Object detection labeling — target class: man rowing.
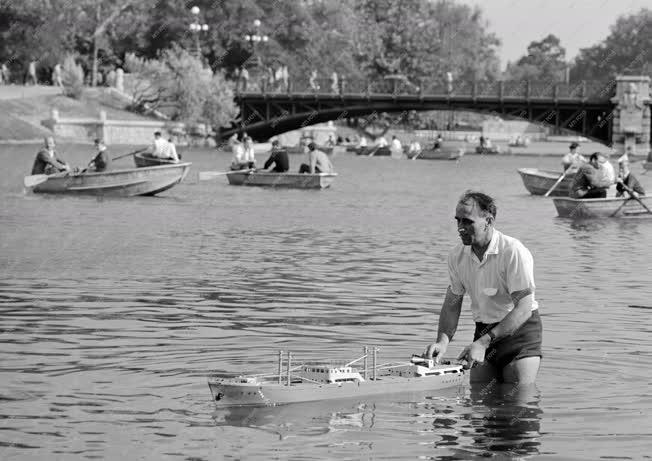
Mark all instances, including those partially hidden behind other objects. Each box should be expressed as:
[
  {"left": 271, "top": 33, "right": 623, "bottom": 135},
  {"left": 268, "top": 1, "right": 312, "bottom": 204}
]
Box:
[
  {"left": 561, "top": 142, "right": 586, "bottom": 172},
  {"left": 87, "top": 139, "right": 111, "bottom": 172},
  {"left": 570, "top": 152, "right": 614, "bottom": 199},
  {"left": 299, "top": 142, "right": 334, "bottom": 174},
  {"left": 31, "top": 136, "right": 70, "bottom": 175},
  {"left": 424, "top": 191, "right": 542, "bottom": 385},
  {"left": 263, "top": 140, "right": 289, "bottom": 172},
  {"left": 616, "top": 153, "right": 645, "bottom": 198}
]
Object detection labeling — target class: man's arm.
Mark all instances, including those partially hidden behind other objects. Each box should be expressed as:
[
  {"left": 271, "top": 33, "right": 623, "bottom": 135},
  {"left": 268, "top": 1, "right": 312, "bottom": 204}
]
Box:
[
  {"left": 475, "top": 289, "right": 533, "bottom": 348},
  {"left": 263, "top": 153, "right": 274, "bottom": 170},
  {"left": 425, "top": 286, "right": 463, "bottom": 360},
  {"left": 309, "top": 152, "right": 316, "bottom": 174}
]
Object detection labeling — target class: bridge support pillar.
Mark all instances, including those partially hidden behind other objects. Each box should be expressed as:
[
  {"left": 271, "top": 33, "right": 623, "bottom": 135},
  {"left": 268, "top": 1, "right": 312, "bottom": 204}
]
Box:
[{"left": 610, "top": 76, "right": 650, "bottom": 166}]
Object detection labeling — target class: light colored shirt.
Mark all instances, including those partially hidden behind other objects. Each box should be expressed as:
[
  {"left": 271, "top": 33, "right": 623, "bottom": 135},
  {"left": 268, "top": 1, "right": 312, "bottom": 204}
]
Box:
[
  {"left": 377, "top": 137, "right": 388, "bottom": 147},
  {"left": 243, "top": 142, "right": 255, "bottom": 163},
  {"left": 448, "top": 229, "right": 539, "bottom": 323},
  {"left": 151, "top": 138, "right": 177, "bottom": 160},
  {"left": 562, "top": 152, "right": 586, "bottom": 171},
  {"left": 308, "top": 149, "right": 334, "bottom": 173},
  {"left": 599, "top": 159, "right": 616, "bottom": 184},
  {"left": 231, "top": 143, "right": 245, "bottom": 164}
]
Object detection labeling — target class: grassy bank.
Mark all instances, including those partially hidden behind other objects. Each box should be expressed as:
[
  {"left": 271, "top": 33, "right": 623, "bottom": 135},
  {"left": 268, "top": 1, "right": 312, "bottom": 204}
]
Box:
[{"left": 0, "top": 87, "right": 158, "bottom": 141}]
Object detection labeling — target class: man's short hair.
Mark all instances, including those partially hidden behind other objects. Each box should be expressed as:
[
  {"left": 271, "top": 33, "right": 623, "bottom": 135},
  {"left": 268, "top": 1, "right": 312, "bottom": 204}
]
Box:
[
  {"left": 569, "top": 142, "right": 579, "bottom": 150},
  {"left": 459, "top": 190, "right": 497, "bottom": 218},
  {"left": 589, "top": 152, "right": 602, "bottom": 162},
  {"left": 154, "top": 131, "right": 162, "bottom": 137}
]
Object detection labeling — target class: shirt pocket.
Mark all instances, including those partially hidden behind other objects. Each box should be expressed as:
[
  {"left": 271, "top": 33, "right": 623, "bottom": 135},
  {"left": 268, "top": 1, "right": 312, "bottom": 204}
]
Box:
[{"left": 482, "top": 287, "right": 498, "bottom": 296}]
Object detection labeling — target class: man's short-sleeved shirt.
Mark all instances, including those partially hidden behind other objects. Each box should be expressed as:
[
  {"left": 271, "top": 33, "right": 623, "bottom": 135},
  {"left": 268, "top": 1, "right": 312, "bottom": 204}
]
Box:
[{"left": 447, "top": 229, "right": 539, "bottom": 323}]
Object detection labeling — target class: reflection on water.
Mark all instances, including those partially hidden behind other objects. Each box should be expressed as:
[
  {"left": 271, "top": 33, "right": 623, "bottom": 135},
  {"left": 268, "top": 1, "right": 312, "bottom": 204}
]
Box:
[{"left": 1, "top": 146, "right": 652, "bottom": 459}]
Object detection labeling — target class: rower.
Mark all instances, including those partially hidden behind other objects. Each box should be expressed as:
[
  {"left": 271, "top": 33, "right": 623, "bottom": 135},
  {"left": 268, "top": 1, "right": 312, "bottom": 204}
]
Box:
[
  {"left": 31, "top": 136, "right": 70, "bottom": 175},
  {"left": 87, "top": 139, "right": 111, "bottom": 172}
]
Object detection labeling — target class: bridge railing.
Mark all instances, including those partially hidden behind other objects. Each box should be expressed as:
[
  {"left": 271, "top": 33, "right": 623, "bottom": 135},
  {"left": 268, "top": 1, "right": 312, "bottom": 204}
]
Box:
[{"left": 239, "top": 77, "right": 615, "bottom": 101}]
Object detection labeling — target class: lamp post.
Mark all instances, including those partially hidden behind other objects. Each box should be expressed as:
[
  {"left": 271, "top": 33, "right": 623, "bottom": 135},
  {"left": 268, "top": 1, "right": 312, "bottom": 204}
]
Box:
[
  {"left": 243, "top": 19, "right": 268, "bottom": 89},
  {"left": 189, "top": 6, "right": 209, "bottom": 59}
]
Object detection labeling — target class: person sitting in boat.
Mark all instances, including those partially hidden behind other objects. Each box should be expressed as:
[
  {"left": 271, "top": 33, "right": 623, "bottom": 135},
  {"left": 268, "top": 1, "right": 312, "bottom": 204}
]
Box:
[
  {"left": 433, "top": 134, "right": 443, "bottom": 149},
  {"left": 326, "top": 134, "right": 336, "bottom": 147},
  {"left": 561, "top": 142, "right": 586, "bottom": 172},
  {"left": 358, "top": 136, "right": 368, "bottom": 148},
  {"left": 87, "top": 139, "right": 111, "bottom": 172},
  {"left": 616, "top": 153, "right": 645, "bottom": 199},
  {"left": 299, "top": 142, "right": 334, "bottom": 174},
  {"left": 570, "top": 152, "right": 614, "bottom": 199},
  {"left": 149, "top": 131, "right": 179, "bottom": 162},
  {"left": 390, "top": 135, "right": 403, "bottom": 158},
  {"left": 424, "top": 191, "right": 542, "bottom": 385},
  {"left": 230, "top": 137, "right": 249, "bottom": 170},
  {"left": 408, "top": 140, "right": 422, "bottom": 156},
  {"left": 31, "top": 136, "right": 70, "bottom": 175},
  {"left": 263, "top": 140, "right": 289, "bottom": 173},
  {"left": 376, "top": 136, "right": 389, "bottom": 148},
  {"left": 242, "top": 135, "right": 256, "bottom": 168}
]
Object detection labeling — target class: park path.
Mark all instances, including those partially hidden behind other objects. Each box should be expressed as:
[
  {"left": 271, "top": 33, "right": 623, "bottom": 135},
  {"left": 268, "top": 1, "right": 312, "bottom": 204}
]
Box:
[{"left": 0, "top": 84, "right": 62, "bottom": 100}]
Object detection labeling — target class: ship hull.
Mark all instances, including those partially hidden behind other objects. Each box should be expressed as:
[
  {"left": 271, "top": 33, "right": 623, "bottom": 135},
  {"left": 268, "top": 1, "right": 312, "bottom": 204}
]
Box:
[{"left": 208, "top": 367, "right": 464, "bottom": 407}]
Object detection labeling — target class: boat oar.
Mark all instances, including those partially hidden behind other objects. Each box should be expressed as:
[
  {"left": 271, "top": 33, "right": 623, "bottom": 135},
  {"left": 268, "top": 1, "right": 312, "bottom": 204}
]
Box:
[
  {"left": 368, "top": 146, "right": 381, "bottom": 157},
  {"left": 543, "top": 170, "right": 570, "bottom": 197},
  {"left": 619, "top": 182, "right": 651, "bottom": 214},
  {"left": 23, "top": 174, "right": 50, "bottom": 188},
  {"left": 198, "top": 169, "right": 254, "bottom": 180},
  {"left": 112, "top": 148, "right": 147, "bottom": 162},
  {"left": 411, "top": 150, "right": 422, "bottom": 161}
]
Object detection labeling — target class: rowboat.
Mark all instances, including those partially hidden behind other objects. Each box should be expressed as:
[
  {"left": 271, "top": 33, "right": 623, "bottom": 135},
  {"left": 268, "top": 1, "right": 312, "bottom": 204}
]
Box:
[
  {"left": 226, "top": 170, "right": 337, "bottom": 189},
  {"left": 285, "top": 145, "right": 333, "bottom": 155},
  {"left": 208, "top": 350, "right": 465, "bottom": 407},
  {"left": 474, "top": 145, "right": 500, "bottom": 154},
  {"left": 32, "top": 163, "right": 191, "bottom": 197},
  {"left": 517, "top": 168, "right": 573, "bottom": 196},
  {"left": 133, "top": 152, "right": 179, "bottom": 167},
  {"left": 406, "top": 148, "right": 462, "bottom": 160},
  {"left": 552, "top": 196, "right": 652, "bottom": 218},
  {"left": 356, "top": 146, "right": 390, "bottom": 156}
]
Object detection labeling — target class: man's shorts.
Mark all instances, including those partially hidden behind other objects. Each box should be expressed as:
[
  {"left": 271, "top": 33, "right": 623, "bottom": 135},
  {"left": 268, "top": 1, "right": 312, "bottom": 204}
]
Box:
[{"left": 473, "top": 309, "right": 542, "bottom": 371}]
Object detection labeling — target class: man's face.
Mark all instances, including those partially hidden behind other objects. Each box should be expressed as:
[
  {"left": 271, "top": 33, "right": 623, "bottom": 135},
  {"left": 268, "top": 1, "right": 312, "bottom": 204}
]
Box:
[
  {"left": 455, "top": 200, "right": 492, "bottom": 246},
  {"left": 590, "top": 155, "right": 603, "bottom": 168}
]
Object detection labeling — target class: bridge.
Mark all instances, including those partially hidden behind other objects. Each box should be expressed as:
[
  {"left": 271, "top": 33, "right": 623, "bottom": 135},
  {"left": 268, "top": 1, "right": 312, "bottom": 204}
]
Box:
[{"left": 220, "top": 75, "right": 650, "bottom": 160}]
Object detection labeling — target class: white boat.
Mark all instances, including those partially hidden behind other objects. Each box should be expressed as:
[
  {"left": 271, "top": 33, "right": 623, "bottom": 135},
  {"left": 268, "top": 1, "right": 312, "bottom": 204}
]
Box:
[{"left": 208, "top": 350, "right": 465, "bottom": 407}]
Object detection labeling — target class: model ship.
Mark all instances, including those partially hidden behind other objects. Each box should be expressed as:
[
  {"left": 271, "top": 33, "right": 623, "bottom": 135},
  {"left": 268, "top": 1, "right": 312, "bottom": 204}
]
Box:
[{"left": 208, "top": 347, "right": 465, "bottom": 407}]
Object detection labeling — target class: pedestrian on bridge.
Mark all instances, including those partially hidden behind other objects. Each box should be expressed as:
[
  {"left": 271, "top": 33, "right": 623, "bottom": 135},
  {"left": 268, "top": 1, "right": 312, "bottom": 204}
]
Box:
[{"left": 309, "top": 70, "right": 319, "bottom": 92}]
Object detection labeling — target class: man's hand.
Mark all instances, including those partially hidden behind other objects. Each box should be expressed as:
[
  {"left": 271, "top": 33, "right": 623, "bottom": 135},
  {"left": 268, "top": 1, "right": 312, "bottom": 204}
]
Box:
[
  {"left": 457, "top": 338, "right": 489, "bottom": 369},
  {"left": 424, "top": 342, "right": 447, "bottom": 364}
]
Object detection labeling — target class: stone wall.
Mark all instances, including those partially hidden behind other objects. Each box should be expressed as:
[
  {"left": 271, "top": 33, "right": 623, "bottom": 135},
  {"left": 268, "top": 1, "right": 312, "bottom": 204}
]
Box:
[
  {"left": 43, "top": 109, "right": 193, "bottom": 145},
  {"left": 610, "top": 76, "right": 650, "bottom": 161}
]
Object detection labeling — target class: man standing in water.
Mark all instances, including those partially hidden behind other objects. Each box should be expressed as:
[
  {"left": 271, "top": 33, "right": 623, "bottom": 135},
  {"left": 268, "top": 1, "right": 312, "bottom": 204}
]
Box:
[{"left": 424, "top": 191, "right": 542, "bottom": 385}]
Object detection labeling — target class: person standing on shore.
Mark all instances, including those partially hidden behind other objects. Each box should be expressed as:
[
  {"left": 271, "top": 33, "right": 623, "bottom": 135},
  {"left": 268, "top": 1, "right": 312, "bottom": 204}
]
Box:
[
  {"left": 424, "top": 191, "right": 542, "bottom": 385},
  {"left": 31, "top": 136, "right": 70, "bottom": 175},
  {"left": 26, "top": 59, "right": 37, "bottom": 85}
]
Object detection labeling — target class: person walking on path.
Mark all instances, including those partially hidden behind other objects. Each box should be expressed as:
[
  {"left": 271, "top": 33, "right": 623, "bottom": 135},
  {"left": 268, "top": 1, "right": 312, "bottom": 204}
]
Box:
[{"left": 26, "top": 60, "right": 38, "bottom": 85}]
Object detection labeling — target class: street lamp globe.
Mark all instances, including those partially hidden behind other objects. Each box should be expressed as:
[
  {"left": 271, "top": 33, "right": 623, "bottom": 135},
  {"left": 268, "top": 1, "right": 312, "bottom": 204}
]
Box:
[
  {"left": 191, "top": 6, "right": 200, "bottom": 15},
  {"left": 201, "top": 24, "right": 209, "bottom": 31},
  {"left": 253, "top": 19, "right": 261, "bottom": 28}
]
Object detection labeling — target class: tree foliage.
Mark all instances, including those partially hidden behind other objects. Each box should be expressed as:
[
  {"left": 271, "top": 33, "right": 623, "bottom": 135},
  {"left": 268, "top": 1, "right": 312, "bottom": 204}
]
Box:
[
  {"left": 504, "top": 34, "right": 567, "bottom": 82},
  {"left": 124, "top": 46, "right": 238, "bottom": 128},
  {"left": 571, "top": 8, "right": 652, "bottom": 81}
]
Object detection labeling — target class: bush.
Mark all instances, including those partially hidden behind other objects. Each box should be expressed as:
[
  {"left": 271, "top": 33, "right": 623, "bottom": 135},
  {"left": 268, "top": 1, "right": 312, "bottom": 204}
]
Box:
[{"left": 61, "top": 55, "right": 85, "bottom": 99}]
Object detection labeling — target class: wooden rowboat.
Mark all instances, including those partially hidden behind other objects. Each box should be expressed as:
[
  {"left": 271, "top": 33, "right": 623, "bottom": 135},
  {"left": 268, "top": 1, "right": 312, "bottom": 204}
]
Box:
[
  {"left": 517, "top": 168, "right": 573, "bottom": 196},
  {"left": 356, "top": 146, "right": 390, "bottom": 156},
  {"left": 226, "top": 170, "right": 337, "bottom": 189},
  {"left": 133, "top": 152, "right": 179, "bottom": 167},
  {"left": 406, "top": 148, "right": 462, "bottom": 160},
  {"left": 32, "top": 163, "right": 191, "bottom": 197},
  {"left": 552, "top": 196, "right": 652, "bottom": 218},
  {"left": 474, "top": 145, "right": 500, "bottom": 154}
]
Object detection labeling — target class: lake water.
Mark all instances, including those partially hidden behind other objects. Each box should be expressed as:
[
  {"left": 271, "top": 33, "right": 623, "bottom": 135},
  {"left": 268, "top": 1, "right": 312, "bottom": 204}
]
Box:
[{"left": 1, "top": 144, "right": 652, "bottom": 460}]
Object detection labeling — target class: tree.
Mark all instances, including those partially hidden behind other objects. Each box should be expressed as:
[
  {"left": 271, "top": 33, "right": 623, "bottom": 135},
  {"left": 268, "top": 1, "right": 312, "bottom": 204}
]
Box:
[
  {"left": 504, "top": 34, "right": 567, "bottom": 83},
  {"left": 124, "top": 46, "right": 238, "bottom": 130},
  {"left": 571, "top": 9, "right": 652, "bottom": 81}
]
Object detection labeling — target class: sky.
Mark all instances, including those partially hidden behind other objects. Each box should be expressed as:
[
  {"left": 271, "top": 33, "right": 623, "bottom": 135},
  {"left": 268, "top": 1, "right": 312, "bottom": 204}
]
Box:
[{"left": 458, "top": 0, "right": 650, "bottom": 68}]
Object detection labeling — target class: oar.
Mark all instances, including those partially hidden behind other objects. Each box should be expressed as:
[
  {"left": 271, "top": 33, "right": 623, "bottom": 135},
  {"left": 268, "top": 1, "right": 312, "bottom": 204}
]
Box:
[
  {"left": 411, "top": 150, "right": 422, "bottom": 160},
  {"left": 619, "top": 182, "right": 651, "bottom": 214},
  {"left": 199, "top": 169, "right": 254, "bottom": 180},
  {"left": 112, "top": 148, "right": 147, "bottom": 162},
  {"left": 543, "top": 170, "right": 570, "bottom": 197},
  {"left": 368, "top": 146, "right": 381, "bottom": 157},
  {"left": 23, "top": 174, "right": 50, "bottom": 188}
]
